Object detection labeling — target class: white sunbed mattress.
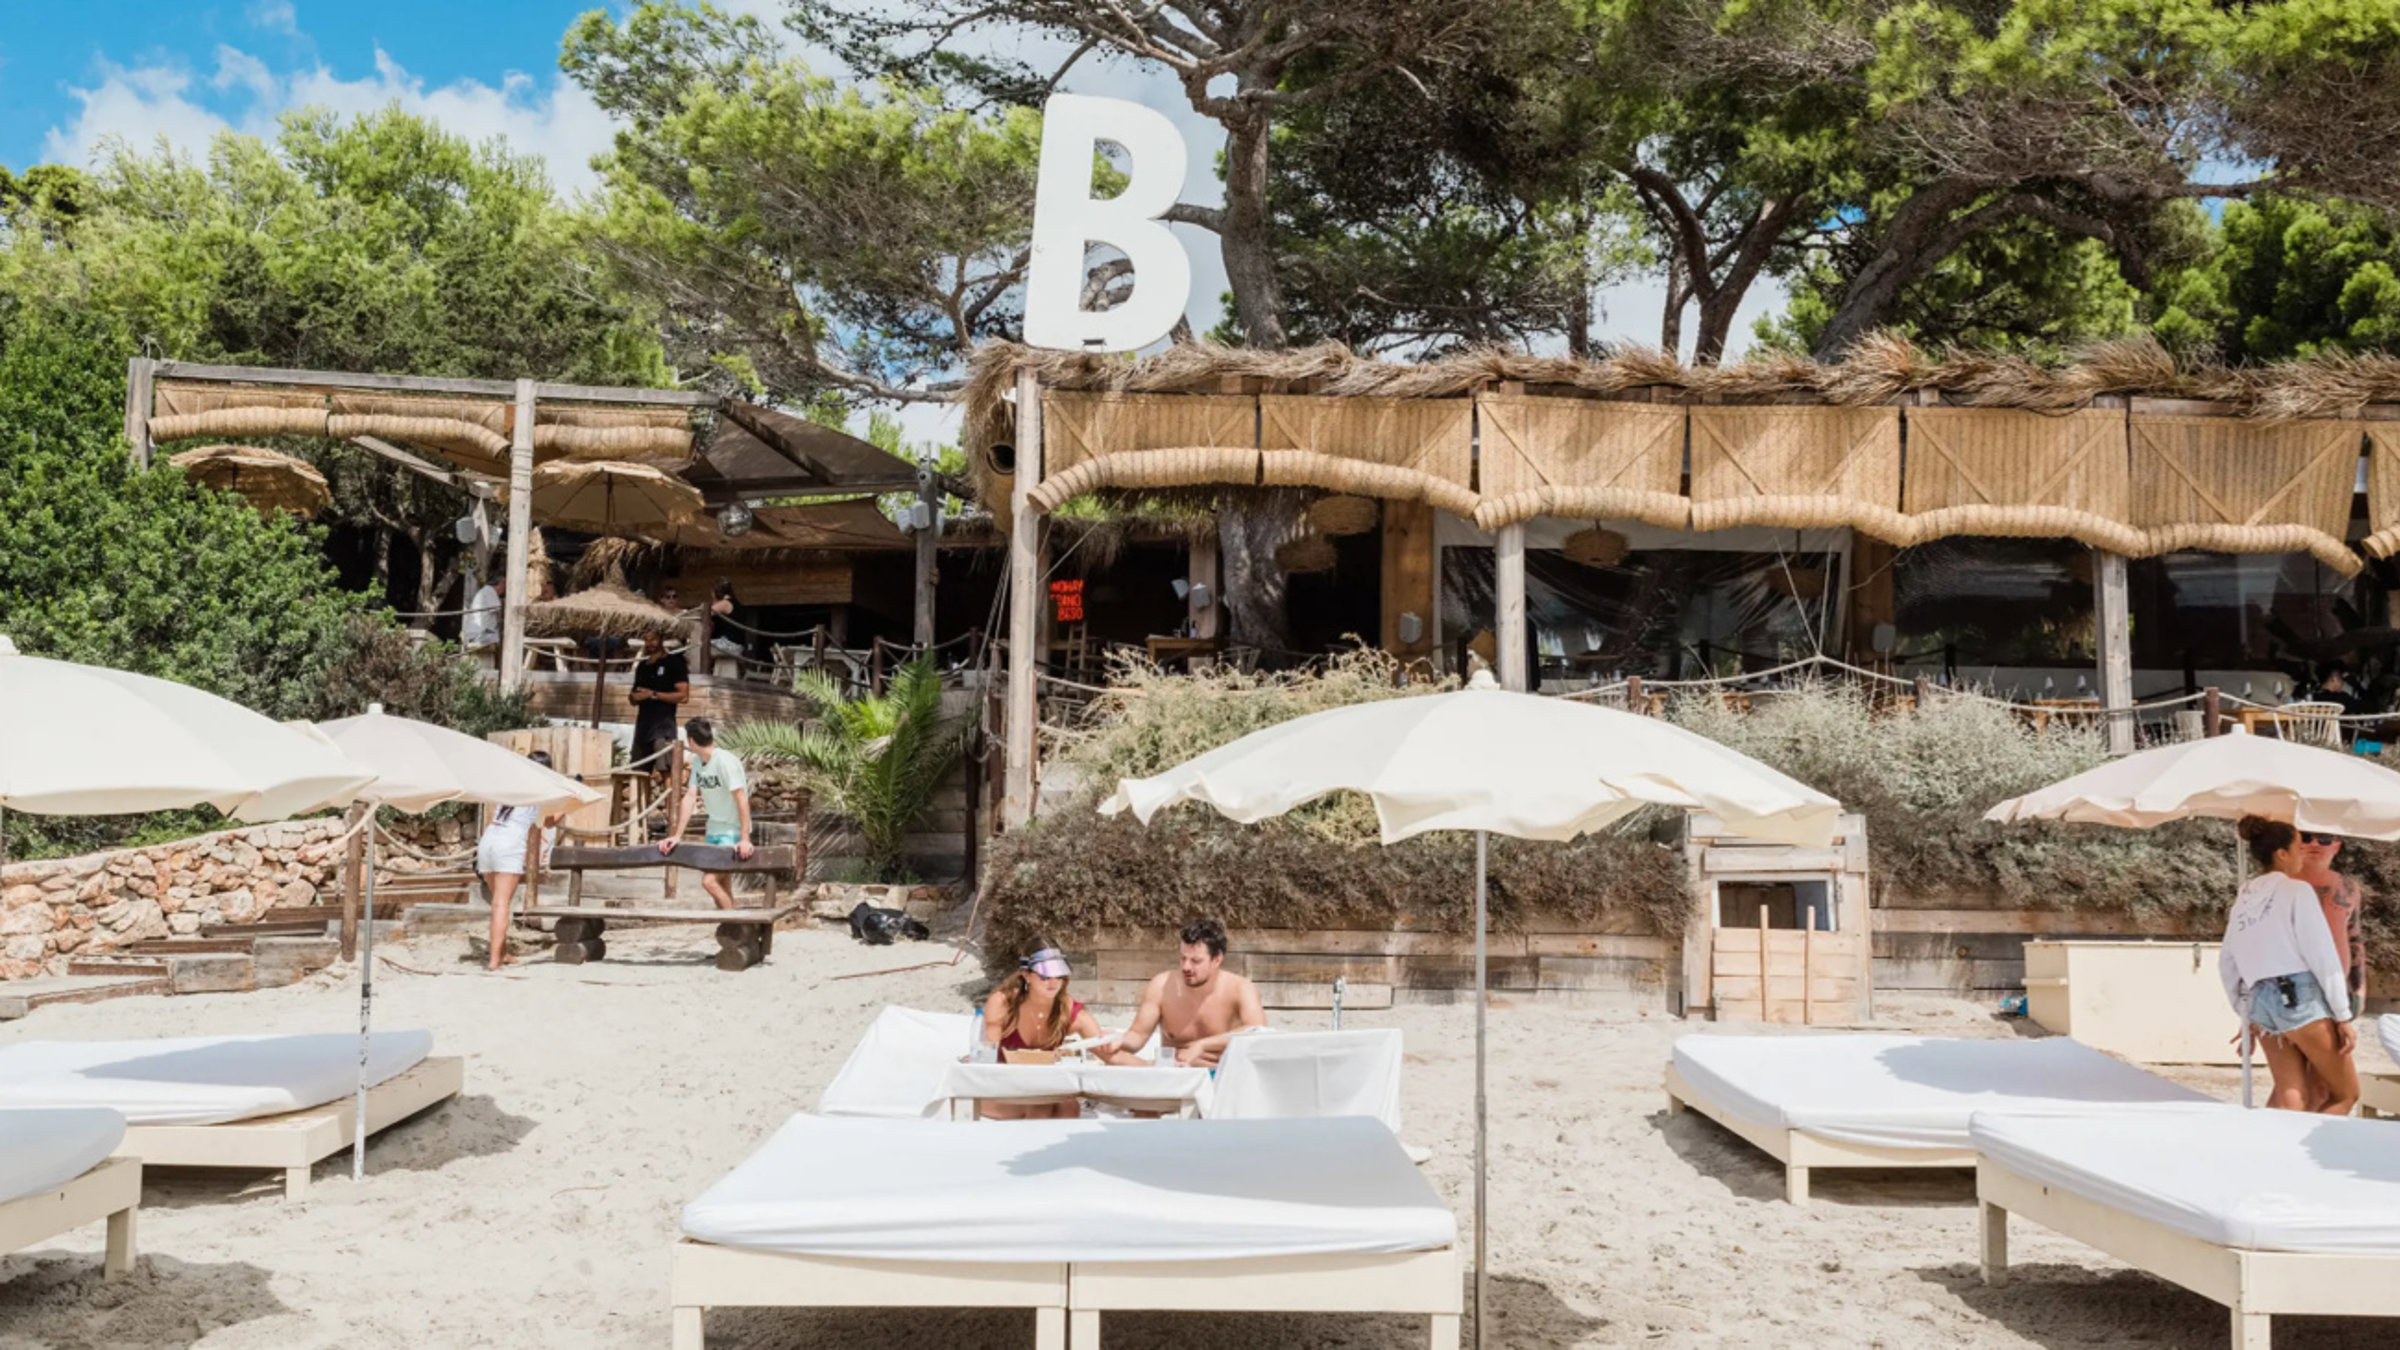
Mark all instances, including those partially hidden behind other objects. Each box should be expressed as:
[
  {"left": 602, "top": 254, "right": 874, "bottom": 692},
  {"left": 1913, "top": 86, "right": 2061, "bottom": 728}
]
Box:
[
  {"left": 682, "top": 1113, "right": 1457, "bottom": 1263},
  {"left": 817, "top": 1007, "right": 973, "bottom": 1119},
  {"left": 0, "top": 1031, "right": 434, "bottom": 1126},
  {"left": 2379, "top": 1014, "right": 2399, "bottom": 1067},
  {"left": 1672, "top": 1033, "right": 2210, "bottom": 1151},
  {"left": 1973, "top": 1105, "right": 2400, "bottom": 1255},
  {"left": 0, "top": 1107, "right": 126, "bottom": 1206}
]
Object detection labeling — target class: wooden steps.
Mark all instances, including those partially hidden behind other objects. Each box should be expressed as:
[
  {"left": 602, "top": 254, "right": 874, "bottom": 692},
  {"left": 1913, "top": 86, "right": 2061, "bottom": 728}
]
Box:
[{"left": 0, "top": 973, "right": 171, "bottom": 1021}]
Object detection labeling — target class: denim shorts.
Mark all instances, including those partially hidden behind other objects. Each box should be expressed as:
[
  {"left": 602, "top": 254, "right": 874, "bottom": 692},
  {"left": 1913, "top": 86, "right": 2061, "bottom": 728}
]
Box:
[{"left": 2247, "top": 970, "right": 2339, "bottom": 1036}]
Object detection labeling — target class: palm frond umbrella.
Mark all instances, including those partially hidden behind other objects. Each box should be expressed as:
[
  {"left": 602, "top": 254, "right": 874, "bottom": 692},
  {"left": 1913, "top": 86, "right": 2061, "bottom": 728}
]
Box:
[
  {"left": 1984, "top": 728, "right": 2400, "bottom": 1105},
  {"left": 309, "top": 706, "right": 601, "bottom": 1180},
  {"left": 1100, "top": 670, "right": 1838, "bottom": 1349},
  {"left": 519, "top": 460, "right": 705, "bottom": 536},
  {"left": 0, "top": 635, "right": 371, "bottom": 862},
  {"left": 526, "top": 581, "right": 688, "bottom": 730},
  {"left": 168, "top": 444, "right": 332, "bottom": 516}
]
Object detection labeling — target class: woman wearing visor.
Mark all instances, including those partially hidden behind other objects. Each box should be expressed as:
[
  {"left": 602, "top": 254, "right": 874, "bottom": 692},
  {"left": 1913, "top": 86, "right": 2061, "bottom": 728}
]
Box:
[{"left": 977, "top": 943, "right": 1106, "bottom": 1119}]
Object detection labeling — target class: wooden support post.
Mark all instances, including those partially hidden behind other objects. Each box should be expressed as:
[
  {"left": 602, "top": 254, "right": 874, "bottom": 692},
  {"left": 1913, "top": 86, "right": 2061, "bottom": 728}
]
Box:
[
  {"left": 500, "top": 379, "right": 536, "bottom": 691},
  {"left": 2096, "top": 549, "right": 2134, "bottom": 754},
  {"left": 913, "top": 467, "right": 940, "bottom": 650},
  {"left": 2205, "top": 685, "right": 2222, "bottom": 737},
  {"left": 1802, "top": 906, "right": 1816, "bottom": 1026},
  {"left": 1004, "top": 368, "right": 1044, "bottom": 829},
  {"left": 1758, "top": 903, "right": 1771, "bottom": 1023},
  {"left": 1496, "top": 523, "right": 1527, "bottom": 692},
  {"left": 1626, "top": 674, "right": 1645, "bottom": 715},
  {"left": 1189, "top": 531, "right": 1220, "bottom": 641},
  {"left": 123, "top": 357, "right": 156, "bottom": 469},
  {"left": 871, "top": 637, "right": 887, "bottom": 694},
  {"left": 1914, "top": 675, "right": 1933, "bottom": 714},
  {"left": 339, "top": 802, "right": 366, "bottom": 962}
]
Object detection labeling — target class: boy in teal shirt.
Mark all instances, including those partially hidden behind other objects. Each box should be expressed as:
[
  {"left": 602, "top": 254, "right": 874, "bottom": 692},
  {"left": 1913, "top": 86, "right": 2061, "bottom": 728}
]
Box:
[{"left": 660, "top": 718, "right": 754, "bottom": 910}]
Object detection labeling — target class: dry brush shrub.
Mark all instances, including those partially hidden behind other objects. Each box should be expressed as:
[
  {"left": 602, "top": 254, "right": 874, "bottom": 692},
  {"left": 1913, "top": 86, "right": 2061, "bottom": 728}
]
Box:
[
  {"left": 1670, "top": 681, "right": 2238, "bottom": 921},
  {"left": 985, "top": 649, "right": 1687, "bottom": 971}
]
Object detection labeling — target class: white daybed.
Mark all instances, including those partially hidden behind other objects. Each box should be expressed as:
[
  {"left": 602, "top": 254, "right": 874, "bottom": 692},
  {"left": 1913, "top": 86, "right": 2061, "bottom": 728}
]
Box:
[
  {"left": 0, "top": 1108, "right": 138, "bottom": 1278},
  {"left": 2362, "top": 1015, "right": 2400, "bottom": 1119},
  {"left": 1975, "top": 1105, "right": 2400, "bottom": 1349},
  {"left": 1665, "top": 1033, "right": 2210, "bottom": 1203},
  {"left": 0, "top": 1031, "right": 462, "bottom": 1200},
  {"left": 672, "top": 1113, "right": 1461, "bottom": 1349}
]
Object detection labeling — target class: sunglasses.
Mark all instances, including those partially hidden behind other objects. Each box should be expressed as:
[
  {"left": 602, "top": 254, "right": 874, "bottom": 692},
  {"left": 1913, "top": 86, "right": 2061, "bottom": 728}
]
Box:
[{"left": 2300, "top": 832, "right": 2342, "bottom": 846}]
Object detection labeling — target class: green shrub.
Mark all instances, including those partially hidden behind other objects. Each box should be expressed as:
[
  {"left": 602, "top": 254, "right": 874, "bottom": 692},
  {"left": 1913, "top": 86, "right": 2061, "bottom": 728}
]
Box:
[{"left": 1668, "top": 681, "right": 2240, "bottom": 921}]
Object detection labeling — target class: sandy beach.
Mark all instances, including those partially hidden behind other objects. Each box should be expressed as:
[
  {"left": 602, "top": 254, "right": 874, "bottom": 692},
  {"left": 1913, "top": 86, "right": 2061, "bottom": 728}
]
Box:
[{"left": 1, "top": 917, "right": 2395, "bottom": 1350}]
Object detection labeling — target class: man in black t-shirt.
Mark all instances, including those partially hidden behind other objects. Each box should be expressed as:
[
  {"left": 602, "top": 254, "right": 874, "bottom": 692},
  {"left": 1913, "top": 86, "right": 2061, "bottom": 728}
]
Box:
[{"left": 629, "top": 631, "right": 690, "bottom": 777}]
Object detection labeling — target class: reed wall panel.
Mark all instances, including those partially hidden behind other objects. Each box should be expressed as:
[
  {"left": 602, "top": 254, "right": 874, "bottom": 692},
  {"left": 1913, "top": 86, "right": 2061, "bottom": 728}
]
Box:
[
  {"left": 1472, "top": 394, "right": 1687, "bottom": 530},
  {"left": 1689, "top": 405, "right": 1908, "bottom": 542},
  {"left": 2129, "top": 416, "right": 2362, "bottom": 574},
  {"left": 1900, "top": 406, "right": 2141, "bottom": 552}
]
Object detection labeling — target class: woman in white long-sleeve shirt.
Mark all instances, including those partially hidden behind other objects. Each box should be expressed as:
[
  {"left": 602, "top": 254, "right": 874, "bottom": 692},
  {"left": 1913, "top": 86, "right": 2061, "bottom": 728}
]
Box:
[{"left": 2222, "top": 816, "right": 2358, "bottom": 1114}]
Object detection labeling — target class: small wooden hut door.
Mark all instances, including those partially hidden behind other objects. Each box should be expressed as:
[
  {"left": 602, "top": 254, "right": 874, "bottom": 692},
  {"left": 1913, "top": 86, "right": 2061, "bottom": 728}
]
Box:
[{"left": 1707, "top": 877, "right": 1867, "bottom": 1024}]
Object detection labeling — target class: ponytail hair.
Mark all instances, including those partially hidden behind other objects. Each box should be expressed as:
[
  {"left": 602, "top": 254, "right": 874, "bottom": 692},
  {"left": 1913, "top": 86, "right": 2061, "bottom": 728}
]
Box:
[{"left": 2238, "top": 815, "right": 2296, "bottom": 870}]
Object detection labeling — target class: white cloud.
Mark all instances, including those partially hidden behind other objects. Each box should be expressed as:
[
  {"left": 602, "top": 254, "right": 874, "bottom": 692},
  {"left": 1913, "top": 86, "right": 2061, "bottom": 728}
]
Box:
[
  {"left": 249, "top": 1, "right": 299, "bottom": 36},
  {"left": 44, "top": 61, "right": 234, "bottom": 164},
  {"left": 43, "top": 43, "right": 614, "bottom": 196}
]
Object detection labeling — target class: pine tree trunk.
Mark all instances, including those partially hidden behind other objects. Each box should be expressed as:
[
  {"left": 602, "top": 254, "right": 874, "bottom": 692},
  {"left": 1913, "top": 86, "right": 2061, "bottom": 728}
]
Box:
[{"left": 1218, "top": 112, "right": 1289, "bottom": 350}]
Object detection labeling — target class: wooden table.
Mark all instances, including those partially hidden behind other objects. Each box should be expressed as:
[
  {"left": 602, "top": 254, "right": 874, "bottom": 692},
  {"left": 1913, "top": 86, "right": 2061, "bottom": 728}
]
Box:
[
  {"left": 2022, "top": 698, "right": 2102, "bottom": 733},
  {"left": 1145, "top": 636, "right": 1219, "bottom": 670},
  {"left": 938, "top": 1062, "right": 1212, "bottom": 1118},
  {"left": 538, "top": 841, "right": 801, "bottom": 970}
]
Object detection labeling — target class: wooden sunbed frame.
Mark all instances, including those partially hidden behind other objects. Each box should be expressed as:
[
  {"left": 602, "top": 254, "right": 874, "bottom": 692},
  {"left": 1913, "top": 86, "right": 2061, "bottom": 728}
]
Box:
[
  {"left": 0, "top": 1157, "right": 139, "bottom": 1278},
  {"left": 1664, "top": 1061, "right": 1977, "bottom": 1204},
  {"left": 1978, "top": 1155, "right": 2400, "bottom": 1349},
  {"left": 2361, "top": 1071, "right": 2399, "bottom": 1119},
  {"left": 113, "top": 1056, "right": 464, "bottom": 1201},
  {"left": 668, "top": 1241, "right": 1461, "bottom": 1348}
]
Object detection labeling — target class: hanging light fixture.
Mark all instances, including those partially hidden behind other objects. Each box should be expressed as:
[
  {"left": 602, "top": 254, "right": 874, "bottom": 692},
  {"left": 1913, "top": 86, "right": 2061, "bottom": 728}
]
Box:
[{"left": 718, "top": 500, "right": 756, "bottom": 538}]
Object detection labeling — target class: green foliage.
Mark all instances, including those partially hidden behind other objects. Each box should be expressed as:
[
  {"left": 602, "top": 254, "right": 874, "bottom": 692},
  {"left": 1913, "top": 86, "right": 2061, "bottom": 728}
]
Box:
[
  {"left": 564, "top": 3, "right": 1040, "bottom": 401},
  {"left": 2149, "top": 196, "right": 2400, "bottom": 362},
  {"left": 1759, "top": 221, "right": 2149, "bottom": 356},
  {"left": 0, "top": 108, "right": 666, "bottom": 384},
  {"left": 299, "top": 613, "right": 539, "bottom": 740},
  {"left": 722, "top": 656, "right": 965, "bottom": 879},
  {"left": 1670, "top": 682, "right": 2238, "bottom": 918}
]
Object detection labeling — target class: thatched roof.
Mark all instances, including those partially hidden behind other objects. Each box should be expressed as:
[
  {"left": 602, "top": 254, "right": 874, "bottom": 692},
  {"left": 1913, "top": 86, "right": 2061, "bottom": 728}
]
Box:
[
  {"left": 962, "top": 334, "right": 2400, "bottom": 427},
  {"left": 525, "top": 580, "right": 684, "bottom": 640},
  {"left": 167, "top": 444, "right": 331, "bottom": 515},
  {"left": 956, "top": 336, "right": 2400, "bottom": 573}
]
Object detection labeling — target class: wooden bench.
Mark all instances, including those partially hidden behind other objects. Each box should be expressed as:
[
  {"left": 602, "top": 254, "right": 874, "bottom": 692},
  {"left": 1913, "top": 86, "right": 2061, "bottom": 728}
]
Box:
[{"left": 534, "top": 843, "right": 801, "bottom": 971}]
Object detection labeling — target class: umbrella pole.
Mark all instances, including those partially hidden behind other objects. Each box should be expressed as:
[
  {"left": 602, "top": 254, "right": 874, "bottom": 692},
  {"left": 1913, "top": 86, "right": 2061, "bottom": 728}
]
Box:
[
  {"left": 354, "top": 825, "right": 378, "bottom": 1183},
  {"left": 1473, "top": 827, "right": 1489, "bottom": 1350}
]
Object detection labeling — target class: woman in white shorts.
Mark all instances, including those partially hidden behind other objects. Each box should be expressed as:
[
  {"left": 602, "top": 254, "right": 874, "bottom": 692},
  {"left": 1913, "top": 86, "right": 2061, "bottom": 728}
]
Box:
[{"left": 478, "top": 750, "right": 562, "bottom": 971}]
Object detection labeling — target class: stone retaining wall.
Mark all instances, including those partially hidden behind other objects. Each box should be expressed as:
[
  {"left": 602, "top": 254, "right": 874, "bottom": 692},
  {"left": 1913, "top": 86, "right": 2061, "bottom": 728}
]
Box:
[{"left": 0, "top": 816, "right": 455, "bottom": 979}]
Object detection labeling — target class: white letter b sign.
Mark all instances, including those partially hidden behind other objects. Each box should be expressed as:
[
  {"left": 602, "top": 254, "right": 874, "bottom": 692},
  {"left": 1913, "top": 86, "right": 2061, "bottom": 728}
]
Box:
[{"left": 1024, "top": 94, "right": 1192, "bottom": 353}]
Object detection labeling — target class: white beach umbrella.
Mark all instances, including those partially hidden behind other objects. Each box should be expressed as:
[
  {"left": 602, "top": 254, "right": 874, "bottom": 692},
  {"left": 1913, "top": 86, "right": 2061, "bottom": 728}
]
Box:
[
  {"left": 0, "top": 635, "right": 371, "bottom": 827},
  {"left": 1982, "top": 727, "right": 2400, "bottom": 838},
  {"left": 1100, "top": 670, "right": 1839, "bottom": 1348},
  {"left": 1983, "top": 727, "right": 2400, "bottom": 1106},
  {"left": 308, "top": 706, "right": 601, "bottom": 1179}
]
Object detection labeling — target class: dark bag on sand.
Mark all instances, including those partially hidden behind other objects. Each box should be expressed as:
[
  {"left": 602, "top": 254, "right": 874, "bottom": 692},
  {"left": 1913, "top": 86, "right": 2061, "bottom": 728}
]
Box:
[{"left": 848, "top": 902, "right": 930, "bottom": 945}]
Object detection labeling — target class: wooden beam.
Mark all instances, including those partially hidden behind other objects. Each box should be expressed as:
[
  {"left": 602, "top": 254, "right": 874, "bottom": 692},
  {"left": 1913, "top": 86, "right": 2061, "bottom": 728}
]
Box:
[
  {"left": 150, "top": 359, "right": 716, "bottom": 407},
  {"left": 123, "top": 357, "right": 155, "bottom": 469},
  {"left": 2096, "top": 549, "right": 2134, "bottom": 754},
  {"left": 1496, "top": 523, "right": 1528, "bottom": 691},
  {"left": 719, "top": 402, "right": 835, "bottom": 483},
  {"left": 913, "top": 468, "right": 940, "bottom": 649},
  {"left": 347, "top": 435, "right": 467, "bottom": 489},
  {"left": 1004, "top": 368, "right": 1044, "bottom": 829},
  {"left": 501, "top": 379, "right": 536, "bottom": 692}
]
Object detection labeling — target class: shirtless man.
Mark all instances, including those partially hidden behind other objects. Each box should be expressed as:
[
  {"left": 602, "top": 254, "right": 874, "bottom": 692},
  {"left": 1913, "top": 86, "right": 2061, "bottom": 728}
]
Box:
[{"left": 1106, "top": 918, "right": 1266, "bottom": 1068}]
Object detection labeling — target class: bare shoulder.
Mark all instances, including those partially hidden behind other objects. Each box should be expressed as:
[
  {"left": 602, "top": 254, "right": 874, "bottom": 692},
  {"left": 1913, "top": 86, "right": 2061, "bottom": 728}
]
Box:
[
  {"left": 1143, "top": 971, "right": 1173, "bottom": 999},
  {"left": 1224, "top": 970, "right": 1262, "bottom": 999}
]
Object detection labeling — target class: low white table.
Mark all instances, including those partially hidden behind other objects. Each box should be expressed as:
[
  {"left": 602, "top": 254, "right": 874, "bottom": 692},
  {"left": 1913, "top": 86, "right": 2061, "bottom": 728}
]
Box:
[{"left": 937, "top": 1062, "right": 1210, "bottom": 1118}]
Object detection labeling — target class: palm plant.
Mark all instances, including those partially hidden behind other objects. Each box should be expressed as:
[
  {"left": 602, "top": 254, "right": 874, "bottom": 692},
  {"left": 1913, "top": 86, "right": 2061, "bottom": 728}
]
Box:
[{"left": 722, "top": 657, "right": 966, "bottom": 880}]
